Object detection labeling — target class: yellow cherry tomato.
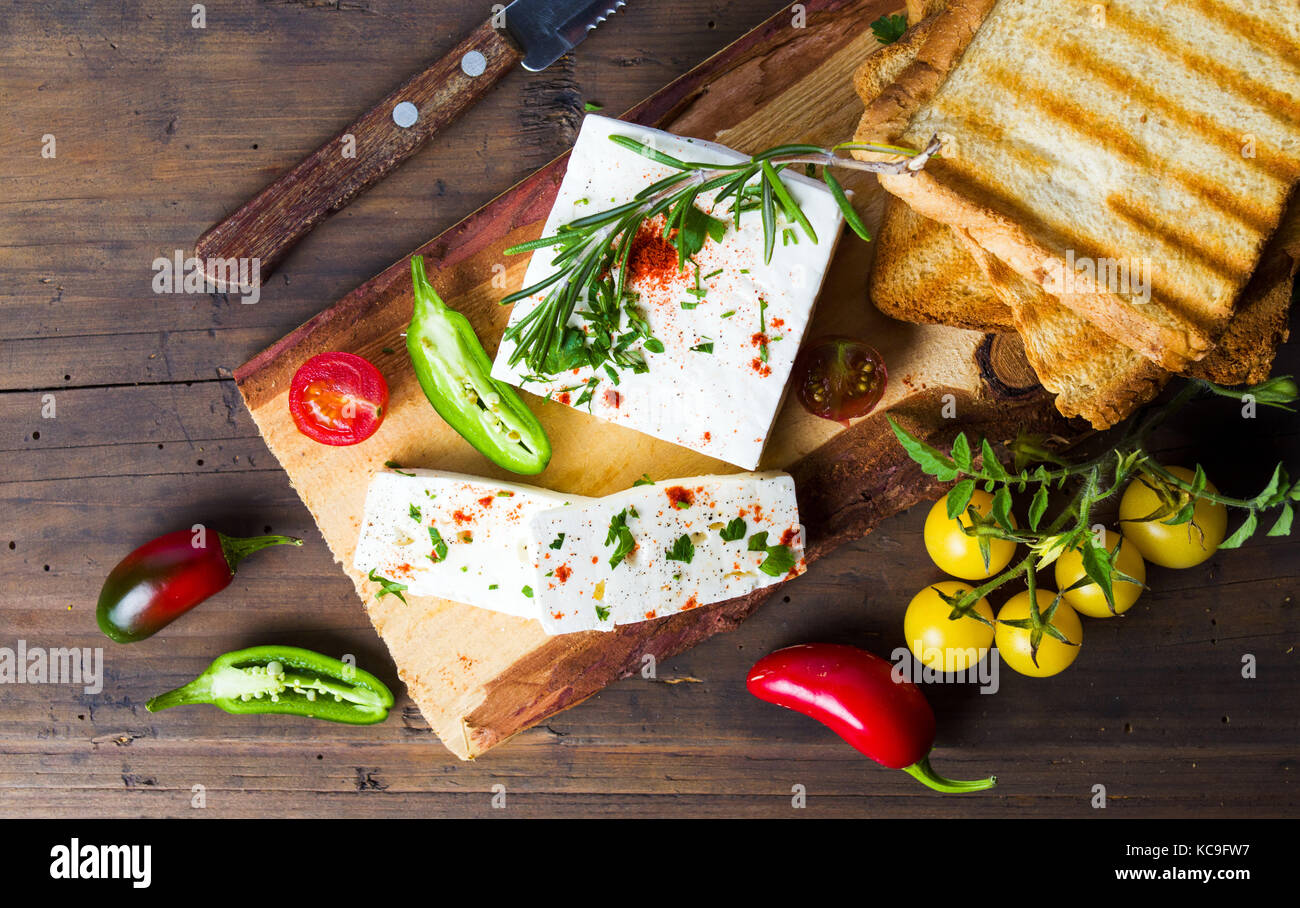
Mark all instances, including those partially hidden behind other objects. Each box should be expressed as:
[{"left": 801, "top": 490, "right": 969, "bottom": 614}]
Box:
[
  {"left": 1054, "top": 528, "right": 1146, "bottom": 618},
  {"left": 1119, "top": 466, "right": 1227, "bottom": 569},
  {"left": 903, "top": 581, "right": 996, "bottom": 673},
  {"left": 924, "top": 489, "right": 1018, "bottom": 580},
  {"left": 994, "top": 589, "right": 1083, "bottom": 678}
]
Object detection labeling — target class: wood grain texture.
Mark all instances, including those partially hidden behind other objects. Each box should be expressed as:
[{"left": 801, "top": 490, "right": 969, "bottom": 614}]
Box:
[
  {"left": 195, "top": 21, "right": 522, "bottom": 284},
  {"left": 2, "top": 0, "right": 1298, "bottom": 818}
]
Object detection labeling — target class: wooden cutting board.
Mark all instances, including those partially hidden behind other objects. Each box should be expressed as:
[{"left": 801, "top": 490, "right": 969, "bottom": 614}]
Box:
[{"left": 234, "top": 0, "right": 1063, "bottom": 759}]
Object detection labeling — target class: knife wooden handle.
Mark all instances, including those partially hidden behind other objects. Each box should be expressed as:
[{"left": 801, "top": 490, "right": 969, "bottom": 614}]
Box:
[{"left": 196, "top": 21, "right": 522, "bottom": 286}]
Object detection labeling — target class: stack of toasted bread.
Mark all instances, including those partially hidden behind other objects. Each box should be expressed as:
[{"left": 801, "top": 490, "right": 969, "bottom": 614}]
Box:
[{"left": 854, "top": 0, "right": 1300, "bottom": 428}]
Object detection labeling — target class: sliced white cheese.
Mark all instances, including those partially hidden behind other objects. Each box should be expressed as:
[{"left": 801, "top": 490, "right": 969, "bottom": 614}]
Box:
[
  {"left": 352, "top": 469, "right": 590, "bottom": 619},
  {"left": 523, "top": 472, "right": 807, "bottom": 634},
  {"left": 490, "top": 114, "right": 846, "bottom": 470}
]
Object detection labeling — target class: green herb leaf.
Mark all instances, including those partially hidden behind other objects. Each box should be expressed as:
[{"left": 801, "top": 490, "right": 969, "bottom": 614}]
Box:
[
  {"left": 666, "top": 534, "right": 695, "bottom": 563},
  {"left": 720, "top": 518, "right": 747, "bottom": 542},
  {"left": 605, "top": 508, "right": 637, "bottom": 569},
  {"left": 888, "top": 417, "right": 959, "bottom": 481},
  {"left": 633, "top": 474, "right": 655, "bottom": 486},
  {"left": 384, "top": 461, "right": 415, "bottom": 477},
  {"left": 1219, "top": 511, "right": 1258, "bottom": 550},
  {"left": 522, "top": 585, "right": 534, "bottom": 598},
  {"left": 947, "top": 480, "right": 976, "bottom": 520},
  {"left": 822, "top": 169, "right": 870, "bottom": 241},
  {"left": 1268, "top": 503, "right": 1294, "bottom": 537},
  {"left": 1028, "top": 484, "right": 1049, "bottom": 531},
  {"left": 409, "top": 503, "right": 422, "bottom": 523},
  {"left": 870, "top": 12, "right": 908, "bottom": 44},
  {"left": 367, "top": 569, "right": 408, "bottom": 605},
  {"left": 747, "top": 530, "right": 770, "bottom": 551},
  {"left": 758, "top": 545, "right": 796, "bottom": 577},
  {"left": 595, "top": 604, "right": 611, "bottom": 621},
  {"left": 549, "top": 533, "right": 566, "bottom": 550},
  {"left": 428, "top": 527, "right": 448, "bottom": 563}
]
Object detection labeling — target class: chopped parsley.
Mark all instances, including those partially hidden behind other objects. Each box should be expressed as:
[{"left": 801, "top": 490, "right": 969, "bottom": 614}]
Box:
[
  {"left": 457, "top": 530, "right": 473, "bottom": 544},
  {"left": 595, "top": 604, "right": 611, "bottom": 621},
  {"left": 408, "top": 503, "right": 421, "bottom": 522},
  {"left": 633, "top": 474, "right": 655, "bottom": 486},
  {"left": 758, "top": 545, "right": 797, "bottom": 577},
  {"left": 690, "top": 339, "right": 714, "bottom": 354},
  {"left": 665, "top": 534, "right": 695, "bottom": 564},
  {"left": 605, "top": 508, "right": 636, "bottom": 569},
  {"left": 497, "top": 490, "right": 515, "bottom": 497},
  {"left": 522, "top": 585, "right": 534, "bottom": 598},
  {"left": 428, "top": 527, "right": 448, "bottom": 563},
  {"left": 720, "top": 518, "right": 747, "bottom": 542},
  {"left": 549, "top": 533, "right": 566, "bottom": 550},
  {"left": 384, "top": 461, "right": 414, "bottom": 476},
  {"left": 643, "top": 338, "right": 666, "bottom": 354},
  {"left": 720, "top": 310, "right": 736, "bottom": 319},
  {"left": 367, "top": 569, "right": 408, "bottom": 604},
  {"left": 746, "top": 530, "right": 796, "bottom": 576},
  {"left": 870, "top": 12, "right": 908, "bottom": 44},
  {"left": 488, "top": 583, "right": 499, "bottom": 590}
]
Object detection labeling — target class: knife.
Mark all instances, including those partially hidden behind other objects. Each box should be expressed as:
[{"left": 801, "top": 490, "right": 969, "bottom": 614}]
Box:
[{"left": 195, "top": 0, "right": 627, "bottom": 290}]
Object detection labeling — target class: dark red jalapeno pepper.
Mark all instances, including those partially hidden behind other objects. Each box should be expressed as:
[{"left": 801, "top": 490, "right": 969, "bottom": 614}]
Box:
[
  {"left": 747, "top": 643, "right": 996, "bottom": 793},
  {"left": 96, "top": 529, "right": 302, "bottom": 643}
]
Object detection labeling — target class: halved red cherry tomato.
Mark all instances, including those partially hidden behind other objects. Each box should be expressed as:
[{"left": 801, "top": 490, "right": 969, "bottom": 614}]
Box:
[
  {"left": 289, "top": 352, "right": 388, "bottom": 446},
  {"left": 792, "top": 336, "right": 887, "bottom": 423}
]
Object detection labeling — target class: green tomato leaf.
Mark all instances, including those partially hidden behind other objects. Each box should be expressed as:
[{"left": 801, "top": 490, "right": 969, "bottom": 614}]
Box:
[
  {"left": 1028, "top": 484, "right": 1049, "bottom": 532},
  {"left": 888, "top": 417, "right": 959, "bottom": 481},
  {"left": 990, "top": 486, "right": 1015, "bottom": 532},
  {"left": 980, "top": 439, "right": 1009, "bottom": 481},
  {"left": 946, "top": 480, "right": 976, "bottom": 520},
  {"left": 1219, "top": 511, "right": 1258, "bottom": 550},
  {"left": 1268, "top": 503, "right": 1294, "bottom": 537},
  {"left": 950, "top": 432, "right": 973, "bottom": 473}
]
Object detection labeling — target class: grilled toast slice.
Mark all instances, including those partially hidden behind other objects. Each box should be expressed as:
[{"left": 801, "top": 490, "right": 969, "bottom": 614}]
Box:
[
  {"left": 860, "top": 0, "right": 1300, "bottom": 372},
  {"left": 853, "top": 6, "right": 1296, "bottom": 426}
]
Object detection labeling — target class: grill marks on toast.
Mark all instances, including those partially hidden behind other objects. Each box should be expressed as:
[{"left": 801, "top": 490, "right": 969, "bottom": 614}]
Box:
[
  {"left": 981, "top": 66, "right": 1279, "bottom": 238},
  {"left": 1176, "top": 0, "right": 1300, "bottom": 74},
  {"left": 1107, "top": 5, "right": 1300, "bottom": 131}
]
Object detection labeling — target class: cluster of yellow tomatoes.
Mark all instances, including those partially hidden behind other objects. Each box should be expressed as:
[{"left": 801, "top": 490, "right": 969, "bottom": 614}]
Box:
[{"left": 904, "top": 467, "right": 1229, "bottom": 678}]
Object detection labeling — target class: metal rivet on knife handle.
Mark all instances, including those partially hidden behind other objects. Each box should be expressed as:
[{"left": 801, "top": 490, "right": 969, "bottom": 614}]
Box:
[
  {"left": 392, "top": 102, "right": 418, "bottom": 128},
  {"left": 461, "top": 51, "right": 487, "bottom": 77},
  {"left": 194, "top": 4, "right": 629, "bottom": 288}
]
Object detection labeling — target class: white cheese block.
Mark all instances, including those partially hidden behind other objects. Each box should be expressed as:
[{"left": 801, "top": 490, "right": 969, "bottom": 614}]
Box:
[
  {"left": 523, "top": 472, "right": 807, "bottom": 634},
  {"left": 352, "top": 469, "right": 590, "bottom": 619},
  {"left": 490, "top": 114, "right": 846, "bottom": 470}
]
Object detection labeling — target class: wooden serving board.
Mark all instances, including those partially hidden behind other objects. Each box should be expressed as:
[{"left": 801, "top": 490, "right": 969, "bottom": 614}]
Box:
[{"left": 234, "top": 0, "right": 1063, "bottom": 759}]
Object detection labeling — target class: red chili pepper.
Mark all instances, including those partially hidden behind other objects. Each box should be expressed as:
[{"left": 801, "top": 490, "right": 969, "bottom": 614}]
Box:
[
  {"left": 96, "top": 530, "right": 302, "bottom": 643},
  {"left": 747, "top": 643, "right": 996, "bottom": 793}
]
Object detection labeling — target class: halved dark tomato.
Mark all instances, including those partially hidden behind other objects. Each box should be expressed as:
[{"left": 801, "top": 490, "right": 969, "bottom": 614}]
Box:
[
  {"left": 792, "top": 336, "right": 887, "bottom": 424},
  {"left": 289, "top": 352, "right": 389, "bottom": 446}
]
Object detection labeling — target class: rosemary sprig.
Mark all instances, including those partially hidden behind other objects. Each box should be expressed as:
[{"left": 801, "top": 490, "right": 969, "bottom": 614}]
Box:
[
  {"left": 890, "top": 376, "right": 1299, "bottom": 663},
  {"left": 499, "top": 133, "right": 941, "bottom": 379}
]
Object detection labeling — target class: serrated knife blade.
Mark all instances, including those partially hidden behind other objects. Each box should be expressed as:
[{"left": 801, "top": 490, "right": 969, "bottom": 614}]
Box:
[{"left": 504, "top": 0, "right": 628, "bottom": 71}]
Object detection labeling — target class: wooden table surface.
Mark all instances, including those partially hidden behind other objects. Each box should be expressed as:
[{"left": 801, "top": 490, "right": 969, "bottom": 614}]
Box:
[{"left": 4, "top": 0, "right": 1298, "bottom": 819}]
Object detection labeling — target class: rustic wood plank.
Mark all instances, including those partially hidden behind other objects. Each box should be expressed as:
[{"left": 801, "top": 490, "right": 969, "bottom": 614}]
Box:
[{"left": 2, "top": 0, "right": 1298, "bottom": 818}]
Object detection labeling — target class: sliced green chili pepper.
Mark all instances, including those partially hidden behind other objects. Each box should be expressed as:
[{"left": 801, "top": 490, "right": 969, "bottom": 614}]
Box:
[
  {"left": 408, "top": 255, "right": 552, "bottom": 474},
  {"left": 145, "top": 646, "right": 394, "bottom": 725}
]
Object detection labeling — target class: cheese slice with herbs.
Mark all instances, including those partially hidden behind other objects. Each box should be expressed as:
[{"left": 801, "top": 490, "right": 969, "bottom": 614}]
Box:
[
  {"left": 490, "top": 114, "right": 846, "bottom": 470},
  {"left": 352, "top": 468, "right": 591, "bottom": 619},
  {"left": 524, "top": 472, "right": 806, "bottom": 634}
]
